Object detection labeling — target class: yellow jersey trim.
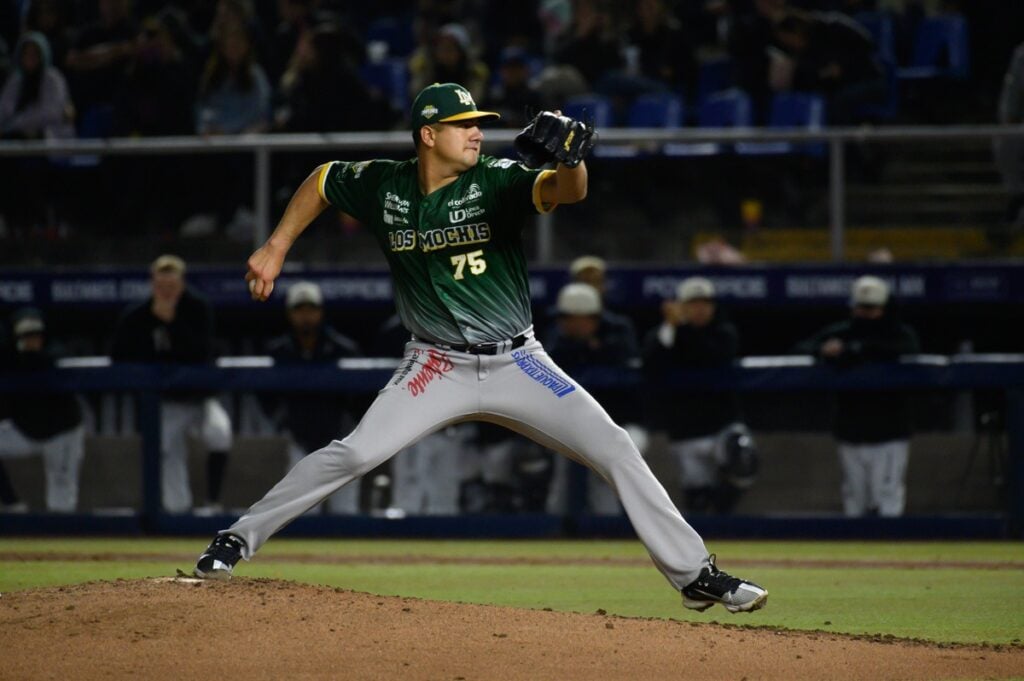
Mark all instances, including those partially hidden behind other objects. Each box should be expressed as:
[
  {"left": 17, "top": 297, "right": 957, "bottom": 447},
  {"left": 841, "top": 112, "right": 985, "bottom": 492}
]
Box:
[
  {"left": 317, "top": 162, "right": 335, "bottom": 203},
  {"left": 532, "top": 170, "right": 557, "bottom": 214}
]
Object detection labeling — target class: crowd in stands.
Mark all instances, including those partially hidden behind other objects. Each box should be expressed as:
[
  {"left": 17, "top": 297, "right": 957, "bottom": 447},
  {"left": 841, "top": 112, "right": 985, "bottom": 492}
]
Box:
[
  {"left": 1, "top": 0, "right": 1013, "bottom": 248},
  {"left": 0, "top": 0, "right": 978, "bottom": 142}
]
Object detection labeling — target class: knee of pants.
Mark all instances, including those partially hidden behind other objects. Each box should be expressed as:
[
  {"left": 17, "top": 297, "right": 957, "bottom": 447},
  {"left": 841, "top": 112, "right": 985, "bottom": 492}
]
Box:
[
  {"left": 201, "top": 399, "right": 233, "bottom": 450},
  {"left": 597, "top": 428, "right": 645, "bottom": 476},
  {"left": 317, "top": 439, "right": 384, "bottom": 479}
]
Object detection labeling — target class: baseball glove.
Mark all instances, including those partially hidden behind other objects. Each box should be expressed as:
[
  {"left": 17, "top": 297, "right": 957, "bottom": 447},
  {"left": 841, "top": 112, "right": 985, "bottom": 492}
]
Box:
[{"left": 514, "top": 111, "right": 597, "bottom": 169}]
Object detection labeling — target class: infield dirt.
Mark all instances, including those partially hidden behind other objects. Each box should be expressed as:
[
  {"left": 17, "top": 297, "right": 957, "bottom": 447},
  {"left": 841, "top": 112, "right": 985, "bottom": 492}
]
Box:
[{"left": 1, "top": 577, "right": 1021, "bottom": 681}]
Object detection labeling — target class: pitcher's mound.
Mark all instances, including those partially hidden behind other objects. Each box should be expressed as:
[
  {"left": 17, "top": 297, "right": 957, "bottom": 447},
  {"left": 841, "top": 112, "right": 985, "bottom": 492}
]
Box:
[{"left": 1, "top": 577, "right": 1020, "bottom": 680}]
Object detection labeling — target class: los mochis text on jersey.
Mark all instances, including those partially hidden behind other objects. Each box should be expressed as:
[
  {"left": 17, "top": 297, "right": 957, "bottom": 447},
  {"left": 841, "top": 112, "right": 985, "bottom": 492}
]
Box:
[{"left": 385, "top": 182, "right": 491, "bottom": 253}]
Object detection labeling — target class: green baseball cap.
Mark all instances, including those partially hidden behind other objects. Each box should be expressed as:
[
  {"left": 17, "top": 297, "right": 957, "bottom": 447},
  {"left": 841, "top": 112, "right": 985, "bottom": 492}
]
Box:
[{"left": 410, "top": 82, "right": 500, "bottom": 131}]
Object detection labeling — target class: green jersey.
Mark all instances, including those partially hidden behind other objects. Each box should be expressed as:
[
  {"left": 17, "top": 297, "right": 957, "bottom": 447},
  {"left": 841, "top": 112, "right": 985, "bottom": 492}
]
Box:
[{"left": 318, "top": 155, "right": 555, "bottom": 345}]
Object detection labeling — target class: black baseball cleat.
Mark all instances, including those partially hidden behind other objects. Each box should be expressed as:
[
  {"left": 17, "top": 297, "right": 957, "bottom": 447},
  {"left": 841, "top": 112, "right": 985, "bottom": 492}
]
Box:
[
  {"left": 681, "top": 554, "right": 768, "bottom": 613},
  {"left": 194, "top": 534, "right": 245, "bottom": 580}
]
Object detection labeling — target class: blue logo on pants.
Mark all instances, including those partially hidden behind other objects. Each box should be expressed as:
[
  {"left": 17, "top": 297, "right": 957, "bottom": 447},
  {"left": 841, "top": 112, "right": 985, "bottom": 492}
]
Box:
[{"left": 511, "top": 350, "right": 576, "bottom": 398}]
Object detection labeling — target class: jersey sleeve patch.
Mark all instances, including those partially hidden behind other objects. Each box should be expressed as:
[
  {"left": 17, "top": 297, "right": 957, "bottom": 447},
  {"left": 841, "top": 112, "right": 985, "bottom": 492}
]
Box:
[{"left": 532, "top": 169, "right": 558, "bottom": 215}]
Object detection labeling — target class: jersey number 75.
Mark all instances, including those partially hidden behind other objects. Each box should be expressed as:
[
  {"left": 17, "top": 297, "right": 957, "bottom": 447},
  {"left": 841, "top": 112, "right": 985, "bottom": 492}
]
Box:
[{"left": 450, "top": 250, "right": 487, "bottom": 280}]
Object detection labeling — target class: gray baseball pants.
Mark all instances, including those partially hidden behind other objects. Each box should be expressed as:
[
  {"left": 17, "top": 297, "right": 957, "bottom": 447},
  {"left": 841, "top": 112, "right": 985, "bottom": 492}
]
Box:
[{"left": 223, "top": 337, "right": 709, "bottom": 590}]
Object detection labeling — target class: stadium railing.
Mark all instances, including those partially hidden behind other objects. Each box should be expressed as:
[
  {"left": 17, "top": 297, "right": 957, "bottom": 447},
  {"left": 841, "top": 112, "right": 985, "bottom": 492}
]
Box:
[{"left": 3, "top": 125, "right": 1024, "bottom": 262}]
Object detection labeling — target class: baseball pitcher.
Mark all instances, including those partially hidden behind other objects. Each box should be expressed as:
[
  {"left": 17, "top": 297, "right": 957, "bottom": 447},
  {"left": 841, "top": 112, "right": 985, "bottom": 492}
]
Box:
[{"left": 194, "top": 82, "right": 767, "bottom": 614}]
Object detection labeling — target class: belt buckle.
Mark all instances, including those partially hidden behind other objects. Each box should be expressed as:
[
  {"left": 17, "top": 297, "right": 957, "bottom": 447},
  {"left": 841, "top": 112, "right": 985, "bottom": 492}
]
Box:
[
  {"left": 466, "top": 336, "right": 520, "bottom": 355},
  {"left": 469, "top": 340, "right": 505, "bottom": 355}
]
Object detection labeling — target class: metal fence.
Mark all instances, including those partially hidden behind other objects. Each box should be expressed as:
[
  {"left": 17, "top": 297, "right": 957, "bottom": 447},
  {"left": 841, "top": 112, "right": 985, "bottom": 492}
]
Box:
[{"left": 4, "top": 125, "right": 1024, "bottom": 262}]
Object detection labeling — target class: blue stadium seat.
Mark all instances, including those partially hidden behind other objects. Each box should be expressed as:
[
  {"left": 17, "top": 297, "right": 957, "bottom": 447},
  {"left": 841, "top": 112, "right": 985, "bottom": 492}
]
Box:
[
  {"left": 698, "top": 88, "right": 753, "bottom": 128},
  {"left": 737, "top": 92, "right": 826, "bottom": 156},
  {"left": 562, "top": 94, "right": 614, "bottom": 128},
  {"left": 57, "top": 104, "right": 115, "bottom": 168},
  {"left": 898, "top": 14, "right": 970, "bottom": 81},
  {"left": 849, "top": 12, "right": 900, "bottom": 121},
  {"left": 359, "top": 58, "right": 410, "bottom": 113},
  {"left": 365, "top": 17, "right": 415, "bottom": 59},
  {"left": 664, "top": 88, "right": 751, "bottom": 157},
  {"left": 562, "top": 95, "right": 622, "bottom": 158},
  {"left": 696, "top": 56, "right": 735, "bottom": 104},
  {"left": 595, "top": 94, "right": 686, "bottom": 159},
  {"left": 854, "top": 60, "right": 900, "bottom": 122},
  {"left": 627, "top": 93, "right": 684, "bottom": 128},
  {"left": 77, "top": 104, "right": 114, "bottom": 139},
  {"left": 854, "top": 11, "right": 896, "bottom": 65}
]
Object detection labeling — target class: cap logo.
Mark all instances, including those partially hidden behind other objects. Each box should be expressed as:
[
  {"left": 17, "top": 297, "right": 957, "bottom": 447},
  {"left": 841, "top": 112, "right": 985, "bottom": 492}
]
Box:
[
  {"left": 421, "top": 104, "right": 439, "bottom": 119},
  {"left": 454, "top": 89, "right": 474, "bottom": 106}
]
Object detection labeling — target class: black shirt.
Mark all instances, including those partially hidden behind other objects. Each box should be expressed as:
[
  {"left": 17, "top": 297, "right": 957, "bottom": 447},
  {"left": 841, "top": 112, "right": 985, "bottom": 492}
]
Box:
[
  {"left": 265, "top": 324, "right": 361, "bottom": 452},
  {"left": 1, "top": 348, "right": 82, "bottom": 440},
  {"left": 110, "top": 288, "right": 216, "bottom": 400},
  {"left": 642, "top": 314, "right": 741, "bottom": 440},
  {"left": 794, "top": 314, "right": 920, "bottom": 443}
]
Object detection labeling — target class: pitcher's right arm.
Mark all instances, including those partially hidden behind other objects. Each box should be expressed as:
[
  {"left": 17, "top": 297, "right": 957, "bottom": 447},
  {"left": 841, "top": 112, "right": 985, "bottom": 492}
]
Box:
[{"left": 246, "top": 164, "right": 331, "bottom": 302}]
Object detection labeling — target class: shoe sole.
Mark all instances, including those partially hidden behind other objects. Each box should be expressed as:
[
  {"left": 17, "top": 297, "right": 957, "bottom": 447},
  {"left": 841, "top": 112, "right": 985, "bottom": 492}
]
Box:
[
  {"left": 684, "top": 591, "right": 768, "bottom": 614},
  {"left": 193, "top": 567, "right": 233, "bottom": 581}
]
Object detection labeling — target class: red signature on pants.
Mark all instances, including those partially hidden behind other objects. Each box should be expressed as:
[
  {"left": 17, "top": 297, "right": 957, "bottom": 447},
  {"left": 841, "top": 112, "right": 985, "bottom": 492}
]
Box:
[{"left": 407, "top": 349, "right": 454, "bottom": 397}]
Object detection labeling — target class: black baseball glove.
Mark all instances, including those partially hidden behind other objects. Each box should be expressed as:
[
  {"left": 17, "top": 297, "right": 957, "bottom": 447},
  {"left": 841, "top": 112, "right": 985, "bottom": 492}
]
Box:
[{"left": 514, "top": 111, "right": 597, "bottom": 169}]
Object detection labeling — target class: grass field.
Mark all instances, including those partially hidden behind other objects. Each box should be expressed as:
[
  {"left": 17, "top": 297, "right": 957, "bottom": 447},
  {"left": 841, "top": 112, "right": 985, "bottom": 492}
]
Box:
[{"left": 2, "top": 537, "right": 1022, "bottom": 646}]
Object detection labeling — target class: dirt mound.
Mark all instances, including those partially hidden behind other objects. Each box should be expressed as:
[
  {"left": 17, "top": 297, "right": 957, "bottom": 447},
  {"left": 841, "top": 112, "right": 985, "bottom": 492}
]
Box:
[{"left": 1, "top": 578, "right": 1021, "bottom": 681}]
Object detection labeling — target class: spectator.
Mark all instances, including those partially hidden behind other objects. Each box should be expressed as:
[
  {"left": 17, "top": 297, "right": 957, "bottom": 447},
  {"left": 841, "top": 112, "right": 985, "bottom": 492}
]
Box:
[
  {"left": 264, "top": 281, "right": 363, "bottom": 513},
  {"left": 627, "top": 0, "right": 697, "bottom": 94},
  {"left": 642, "top": 277, "right": 755, "bottom": 514},
  {"left": 994, "top": 42, "right": 1024, "bottom": 231},
  {"left": 112, "top": 8, "right": 200, "bottom": 234},
  {"left": 0, "top": 31, "right": 75, "bottom": 234},
  {"left": 207, "top": 0, "right": 272, "bottom": 73},
  {"left": 564, "top": 0, "right": 672, "bottom": 116},
  {"left": 0, "top": 309, "right": 85, "bottom": 513},
  {"left": 793, "top": 275, "right": 920, "bottom": 517},
  {"left": 771, "top": 9, "right": 887, "bottom": 124},
  {"left": 409, "top": 22, "right": 490, "bottom": 105},
  {"left": 22, "top": 0, "right": 74, "bottom": 69},
  {"left": 547, "top": 282, "right": 636, "bottom": 367},
  {"left": 275, "top": 22, "right": 380, "bottom": 132},
  {"left": 537, "top": 0, "right": 573, "bottom": 55},
  {"left": 545, "top": 282, "right": 642, "bottom": 515},
  {"left": 727, "top": 0, "right": 788, "bottom": 123},
  {"left": 188, "top": 22, "right": 270, "bottom": 237},
  {"left": 0, "top": 31, "right": 75, "bottom": 139},
  {"left": 64, "top": 0, "right": 137, "bottom": 112},
  {"left": 486, "top": 46, "right": 543, "bottom": 130},
  {"left": 195, "top": 22, "right": 270, "bottom": 135},
  {"left": 567, "top": 255, "right": 639, "bottom": 354},
  {"left": 551, "top": 0, "right": 624, "bottom": 90},
  {"left": 116, "top": 8, "right": 199, "bottom": 136},
  {"left": 110, "top": 255, "right": 234, "bottom": 515},
  {"left": 268, "top": 0, "right": 316, "bottom": 83},
  {"left": 673, "top": 0, "right": 730, "bottom": 52},
  {"left": 479, "top": 3, "right": 544, "bottom": 67}
]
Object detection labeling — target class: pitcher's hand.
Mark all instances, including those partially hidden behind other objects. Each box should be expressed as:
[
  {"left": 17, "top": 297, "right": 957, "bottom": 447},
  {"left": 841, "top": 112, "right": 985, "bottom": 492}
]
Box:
[{"left": 245, "top": 242, "right": 286, "bottom": 302}]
